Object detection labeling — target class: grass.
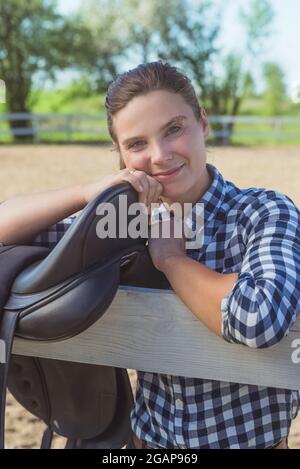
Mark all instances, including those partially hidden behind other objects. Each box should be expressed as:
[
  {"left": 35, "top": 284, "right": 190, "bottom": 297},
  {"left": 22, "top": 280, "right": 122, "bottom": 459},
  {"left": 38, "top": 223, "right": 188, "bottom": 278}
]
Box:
[{"left": 1, "top": 86, "right": 300, "bottom": 145}]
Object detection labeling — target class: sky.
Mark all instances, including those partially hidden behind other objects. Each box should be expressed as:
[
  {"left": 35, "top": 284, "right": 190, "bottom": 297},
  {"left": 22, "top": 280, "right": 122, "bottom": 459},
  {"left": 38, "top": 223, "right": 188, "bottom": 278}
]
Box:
[{"left": 58, "top": 0, "right": 300, "bottom": 96}]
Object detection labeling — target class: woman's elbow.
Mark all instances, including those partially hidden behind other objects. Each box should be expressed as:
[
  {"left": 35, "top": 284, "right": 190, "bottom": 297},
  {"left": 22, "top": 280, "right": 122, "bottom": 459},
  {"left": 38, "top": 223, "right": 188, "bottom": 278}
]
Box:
[{"left": 242, "top": 319, "right": 290, "bottom": 349}]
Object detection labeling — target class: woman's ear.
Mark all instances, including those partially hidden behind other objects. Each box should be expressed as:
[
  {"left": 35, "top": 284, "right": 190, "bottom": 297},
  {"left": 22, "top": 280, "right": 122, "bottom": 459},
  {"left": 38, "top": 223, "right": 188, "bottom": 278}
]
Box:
[{"left": 199, "top": 108, "right": 209, "bottom": 140}]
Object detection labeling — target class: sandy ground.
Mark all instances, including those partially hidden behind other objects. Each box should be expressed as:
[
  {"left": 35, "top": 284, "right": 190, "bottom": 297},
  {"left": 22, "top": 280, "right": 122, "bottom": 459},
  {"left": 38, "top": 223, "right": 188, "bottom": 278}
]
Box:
[{"left": 0, "top": 143, "right": 300, "bottom": 449}]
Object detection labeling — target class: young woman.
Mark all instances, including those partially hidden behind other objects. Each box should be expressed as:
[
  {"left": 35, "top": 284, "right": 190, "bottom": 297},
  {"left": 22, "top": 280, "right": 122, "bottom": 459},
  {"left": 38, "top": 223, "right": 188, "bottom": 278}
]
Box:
[{"left": 0, "top": 61, "right": 299, "bottom": 449}]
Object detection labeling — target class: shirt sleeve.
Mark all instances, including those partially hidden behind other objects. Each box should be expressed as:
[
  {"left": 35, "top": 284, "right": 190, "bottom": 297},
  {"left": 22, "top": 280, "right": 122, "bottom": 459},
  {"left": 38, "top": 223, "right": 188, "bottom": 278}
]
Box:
[
  {"left": 32, "top": 216, "right": 76, "bottom": 250},
  {"left": 221, "top": 193, "right": 300, "bottom": 349}
]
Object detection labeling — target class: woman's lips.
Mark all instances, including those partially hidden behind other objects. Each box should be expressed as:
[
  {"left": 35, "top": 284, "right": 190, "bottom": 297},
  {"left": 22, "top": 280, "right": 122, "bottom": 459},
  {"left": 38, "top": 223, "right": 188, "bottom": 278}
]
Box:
[{"left": 153, "top": 164, "right": 185, "bottom": 181}]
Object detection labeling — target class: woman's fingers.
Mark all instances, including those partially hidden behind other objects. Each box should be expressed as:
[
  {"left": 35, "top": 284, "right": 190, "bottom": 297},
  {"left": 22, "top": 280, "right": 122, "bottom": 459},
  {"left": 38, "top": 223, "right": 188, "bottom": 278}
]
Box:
[
  {"left": 135, "top": 172, "right": 150, "bottom": 206},
  {"left": 121, "top": 168, "right": 163, "bottom": 208},
  {"left": 82, "top": 168, "right": 163, "bottom": 207},
  {"left": 120, "top": 169, "right": 144, "bottom": 193},
  {"left": 146, "top": 177, "right": 163, "bottom": 207}
]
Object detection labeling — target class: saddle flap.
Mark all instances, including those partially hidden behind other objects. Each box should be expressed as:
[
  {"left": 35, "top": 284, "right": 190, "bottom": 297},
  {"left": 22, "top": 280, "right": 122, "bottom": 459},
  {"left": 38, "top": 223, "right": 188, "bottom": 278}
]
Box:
[
  {"left": 12, "top": 260, "right": 120, "bottom": 341},
  {"left": 8, "top": 357, "right": 120, "bottom": 440}
]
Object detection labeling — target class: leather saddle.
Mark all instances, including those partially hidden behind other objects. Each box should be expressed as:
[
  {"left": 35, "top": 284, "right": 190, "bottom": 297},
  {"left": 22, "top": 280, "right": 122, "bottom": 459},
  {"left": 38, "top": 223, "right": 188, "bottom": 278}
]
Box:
[{"left": 0, "top": 183, "right": 170, "bottom": 449}]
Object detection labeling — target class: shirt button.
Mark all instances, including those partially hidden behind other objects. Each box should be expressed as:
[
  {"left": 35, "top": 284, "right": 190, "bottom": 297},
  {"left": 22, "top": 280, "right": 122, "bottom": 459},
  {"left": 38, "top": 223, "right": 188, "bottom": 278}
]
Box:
[{"left": 175, "top": 398, "right": 183, "bottom": 409}]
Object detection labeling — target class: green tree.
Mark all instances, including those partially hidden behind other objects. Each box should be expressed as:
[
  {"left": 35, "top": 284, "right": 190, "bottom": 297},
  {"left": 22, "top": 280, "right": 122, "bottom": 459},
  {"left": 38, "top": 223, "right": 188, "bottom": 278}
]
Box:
[
  {"left": 204, "top": 0, "right": 275, "bottom": 142},
  {"left": 78, "top": 0, "right": 194, "bottom": 91},
  {"left": 240, "top": 0, "right": 275, "bottom": 58},
  {"left": 78, "top": 0, "right": 221, "bottom": 105},
  {"left": 203, "top": 54, "right": 254, "bottom": 143},
  {"left": 78, "top": 0, "right": 133, "bottom": 92},
  {"left": 156, "top": 0, "right": 221, "bottom": 98},
  {"left": 262, "top": 62, "right": 286, "bottom": 115},
  {"left": 0, "top": 0, "right": 89, "bottom": 139},
  {"left": 121, "top": 0, "right": 178, "bottom": 63}
]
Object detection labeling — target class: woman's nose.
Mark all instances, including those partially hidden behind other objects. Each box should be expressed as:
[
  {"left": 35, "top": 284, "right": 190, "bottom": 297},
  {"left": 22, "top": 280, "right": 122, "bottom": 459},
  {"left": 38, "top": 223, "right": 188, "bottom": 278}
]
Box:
[{"left": 150, "top": 142, "right": 172, "bottom": 165}]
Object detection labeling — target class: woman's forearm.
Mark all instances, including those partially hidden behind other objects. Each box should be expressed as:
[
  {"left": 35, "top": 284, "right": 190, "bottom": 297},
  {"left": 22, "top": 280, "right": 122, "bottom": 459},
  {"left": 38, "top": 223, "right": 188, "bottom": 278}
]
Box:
[
  {"left": 0, "top": 167, "right": 162, "bottom": 246},
  {"left": 0, "top": 184, "right": 85, "bottom": 245},
  {"left": 161, "top": 255, "right": 239, "bottom": 337}
]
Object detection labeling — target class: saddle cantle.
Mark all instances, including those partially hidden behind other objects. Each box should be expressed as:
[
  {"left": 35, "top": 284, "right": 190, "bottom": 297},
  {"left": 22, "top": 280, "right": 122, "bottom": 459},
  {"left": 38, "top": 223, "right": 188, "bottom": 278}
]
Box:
[{"left": 0, "top": 182, "right": 170, "bottom": 448}]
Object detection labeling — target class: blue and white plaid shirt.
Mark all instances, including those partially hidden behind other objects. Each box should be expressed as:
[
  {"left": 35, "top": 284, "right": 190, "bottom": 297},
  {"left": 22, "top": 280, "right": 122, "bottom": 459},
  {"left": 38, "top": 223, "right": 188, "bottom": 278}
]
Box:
[{"left": 33, "top": 163, "right": 300, "bottom": 449}]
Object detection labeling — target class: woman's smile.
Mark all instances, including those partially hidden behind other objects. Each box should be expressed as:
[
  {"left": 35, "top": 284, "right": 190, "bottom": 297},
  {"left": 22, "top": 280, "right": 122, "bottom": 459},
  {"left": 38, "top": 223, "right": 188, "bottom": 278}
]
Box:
[{"left": 152, "top": 163, "right": 185, "bottom": 182}]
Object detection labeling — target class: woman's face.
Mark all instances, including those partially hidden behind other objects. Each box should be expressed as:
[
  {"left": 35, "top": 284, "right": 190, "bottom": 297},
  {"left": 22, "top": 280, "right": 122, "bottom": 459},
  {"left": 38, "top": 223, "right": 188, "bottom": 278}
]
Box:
[{"left": 113, "top": 89, "right": 210, "bottom": 205}]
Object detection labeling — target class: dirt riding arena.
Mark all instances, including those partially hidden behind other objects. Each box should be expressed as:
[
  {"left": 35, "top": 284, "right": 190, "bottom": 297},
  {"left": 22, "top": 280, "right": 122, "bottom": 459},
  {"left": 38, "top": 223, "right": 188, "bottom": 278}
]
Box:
[{"left": 1, "top": 144, "right": 300, "bottom": 449}]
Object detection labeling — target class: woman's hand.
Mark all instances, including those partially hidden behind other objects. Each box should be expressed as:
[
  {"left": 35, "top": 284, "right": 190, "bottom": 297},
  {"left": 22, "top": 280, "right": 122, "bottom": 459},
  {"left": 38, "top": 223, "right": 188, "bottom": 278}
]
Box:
[
  {"left": 82, "top": 168, "right": 163, "bottom": 209},
  {"left": 148, "top": 216, "right": 187, "bottom": 272}
]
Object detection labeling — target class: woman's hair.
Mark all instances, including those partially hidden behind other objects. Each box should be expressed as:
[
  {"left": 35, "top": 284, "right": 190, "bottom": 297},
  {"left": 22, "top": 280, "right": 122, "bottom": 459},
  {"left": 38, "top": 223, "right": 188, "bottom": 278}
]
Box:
[{"left": 105, "top": 61, "right": 202, "bottom": 167}]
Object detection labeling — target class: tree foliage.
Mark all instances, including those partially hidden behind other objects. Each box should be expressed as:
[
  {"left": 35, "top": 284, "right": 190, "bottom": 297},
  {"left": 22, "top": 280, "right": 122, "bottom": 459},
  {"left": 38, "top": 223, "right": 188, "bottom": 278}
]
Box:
[
  {"left": 263, "top": 62, "right": 286, "bottom": 115},
  {"left": 240, "top": 0, "right": 275, "bottom": 58},
  {"left": 0, "top": 0, "right": 90, "bottom": 138}
]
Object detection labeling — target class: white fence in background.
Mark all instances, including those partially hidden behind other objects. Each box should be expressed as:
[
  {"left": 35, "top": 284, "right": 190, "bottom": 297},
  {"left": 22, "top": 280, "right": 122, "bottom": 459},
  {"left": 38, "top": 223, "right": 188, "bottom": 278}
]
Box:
[
  {"left": 1, "top": 113, "right": 300, "bottom": 143},
  {"left": 0, "top": 112, "right": 108, "bottom": 141}
]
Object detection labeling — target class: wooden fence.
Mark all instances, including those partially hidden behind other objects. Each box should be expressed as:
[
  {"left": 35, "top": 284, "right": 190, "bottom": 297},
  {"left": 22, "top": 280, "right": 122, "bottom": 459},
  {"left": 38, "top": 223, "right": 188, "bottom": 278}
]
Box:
[
  {"left": 13, "top": 285, "right": 300, "bottom": 390},
  {"left": 1, "top": 113, "right": 300, "bottom": 144}
]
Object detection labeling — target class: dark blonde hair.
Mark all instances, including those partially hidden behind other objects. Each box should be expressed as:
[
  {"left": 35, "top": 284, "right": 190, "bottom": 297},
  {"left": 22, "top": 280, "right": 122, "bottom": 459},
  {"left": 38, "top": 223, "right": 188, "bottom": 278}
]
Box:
[{"left": 105, "top": 61, "right": 202, "bottom": 168}]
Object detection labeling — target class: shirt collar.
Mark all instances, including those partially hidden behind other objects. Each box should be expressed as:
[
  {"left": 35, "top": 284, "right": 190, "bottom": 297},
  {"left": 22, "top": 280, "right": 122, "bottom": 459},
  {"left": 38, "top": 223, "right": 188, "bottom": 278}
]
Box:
[
  {"left": 185, "top": 163, "right": 227, "bottom": 231},
  {"left": 196, "top": 163, "right": 227, "bottom": 221}
]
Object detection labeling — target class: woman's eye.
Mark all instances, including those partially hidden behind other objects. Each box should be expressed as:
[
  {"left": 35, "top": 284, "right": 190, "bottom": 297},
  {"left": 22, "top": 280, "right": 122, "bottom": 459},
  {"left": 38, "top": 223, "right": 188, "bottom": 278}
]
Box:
[
  {"left": 167, "top": 126, "right": 181, "bottom": 135},
  {"left": 128, "top": 141, "right": 145, "bottom": 150}
]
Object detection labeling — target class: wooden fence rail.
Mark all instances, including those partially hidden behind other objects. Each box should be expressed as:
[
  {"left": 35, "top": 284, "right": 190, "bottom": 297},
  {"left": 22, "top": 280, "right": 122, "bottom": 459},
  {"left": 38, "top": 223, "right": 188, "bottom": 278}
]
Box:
[{"left": 12, "top": 286, "right": 300, "bottom": 390}]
